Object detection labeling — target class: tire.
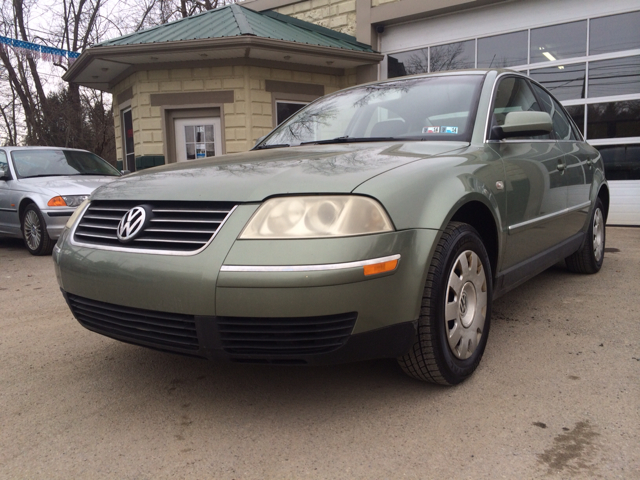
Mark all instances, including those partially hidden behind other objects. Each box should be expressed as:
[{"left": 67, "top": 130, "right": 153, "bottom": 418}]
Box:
[
  {"left": 565, "top": 198, "right": 605, "bottom": 274},
  {"left": 398, "top": 222, "right": 493, "bottom": 385},
  {"left": 22, "top": 204, "right": 54, "bottom": 256}
]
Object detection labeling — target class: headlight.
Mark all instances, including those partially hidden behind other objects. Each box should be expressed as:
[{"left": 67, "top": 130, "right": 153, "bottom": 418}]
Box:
[
  {"left": 65, "top": 199, "right": 90, "bottom": 228},
  {"left": 47, "top": 195, "right": 90, "bottom": 207},
  {"left": 239, "top": 196, "right": 394, "bottom": 239}
]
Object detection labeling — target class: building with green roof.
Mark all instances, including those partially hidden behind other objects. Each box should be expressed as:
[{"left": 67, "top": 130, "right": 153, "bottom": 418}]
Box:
[{"left": 64, "top": 4, "right": 382, "bottom": 170}]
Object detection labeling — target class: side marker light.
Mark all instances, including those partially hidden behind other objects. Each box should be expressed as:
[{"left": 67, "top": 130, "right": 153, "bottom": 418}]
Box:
[{"left": 363, "top": 259, "right": 398, "bottom": 276}]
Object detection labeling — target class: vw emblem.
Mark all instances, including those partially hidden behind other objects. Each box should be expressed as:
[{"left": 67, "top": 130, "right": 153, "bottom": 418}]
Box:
[
  {"left": 460, "top": 293, "right": 468, "bottom": 316},
  {"left": 117, "top": 206, "right": 147, "bottom": 243}
]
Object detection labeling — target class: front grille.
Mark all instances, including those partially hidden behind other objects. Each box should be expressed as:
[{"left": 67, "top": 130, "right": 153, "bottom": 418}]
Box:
[
  {"left": 66, "top": 293, "right": 199, "bottom": 351},
  {"left": 73, "top": 200, "right": 237, "bottom": 252},
  {"left": 218, "top": 312, "right": 358, "bottom": 356}
]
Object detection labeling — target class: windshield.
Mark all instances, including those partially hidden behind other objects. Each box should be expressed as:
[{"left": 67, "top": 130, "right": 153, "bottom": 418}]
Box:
[
  {"left": 260, "top": 75, "right": 484, "bottom": 147},
  {"left": 11, "top": 149, "right": 120, "bottom": 179}
]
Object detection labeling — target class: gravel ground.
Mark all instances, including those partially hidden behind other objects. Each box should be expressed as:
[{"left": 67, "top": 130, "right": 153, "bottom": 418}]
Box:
[{"left": 1, "top": 227, "right": 639, "bottom": 479}]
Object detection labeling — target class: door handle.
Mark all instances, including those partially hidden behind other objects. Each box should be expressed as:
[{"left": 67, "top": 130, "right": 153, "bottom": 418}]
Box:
[{"left": 557, "top": 159, "right": 566, "bottom": 173}]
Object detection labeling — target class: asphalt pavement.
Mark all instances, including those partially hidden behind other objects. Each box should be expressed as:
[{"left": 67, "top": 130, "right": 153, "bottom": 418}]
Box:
[{"left": 0, "top": 228, "right": 638, "bottom": 479}]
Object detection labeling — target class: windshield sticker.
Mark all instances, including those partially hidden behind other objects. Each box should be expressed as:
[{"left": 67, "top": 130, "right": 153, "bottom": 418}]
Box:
[
  {"left": 423, "top": 126, "right": 440, "bottom": 134},
  {"left": 442, "top": 126, "right": 459, "bottom": 134}
]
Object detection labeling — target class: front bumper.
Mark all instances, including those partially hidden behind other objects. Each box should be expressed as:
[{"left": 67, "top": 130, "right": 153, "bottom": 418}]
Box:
[
  {"left": 43, "top": 208, "right": 74, "bottom": 239},
  {"left": 54, "top": 204, "right": 438, "bottom": 364}
]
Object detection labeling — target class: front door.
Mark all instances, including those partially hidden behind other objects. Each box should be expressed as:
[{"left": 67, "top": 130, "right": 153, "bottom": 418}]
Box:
[
  {"left": 487, "top": 76, "right": 569, "bottom": 270},
  {"left": 122, "top": 109, "right": 135, "bottom": 172},
  {"left": 174, "top": 117, "right": 222, "bottom": 162}
]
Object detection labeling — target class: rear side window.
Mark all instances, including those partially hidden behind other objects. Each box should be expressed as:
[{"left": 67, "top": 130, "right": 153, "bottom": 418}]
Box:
[
  {"left": 530, "top": 83, "right": 578, "bottom": 141},
  {"left": 490, "top": 77, "right": 552, "bottom": 140}
]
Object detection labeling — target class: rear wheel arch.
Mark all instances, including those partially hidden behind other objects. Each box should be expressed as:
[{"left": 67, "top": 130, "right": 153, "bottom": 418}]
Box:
[{"left": 597, "top": 184, "right": 610, "bottom": 222}]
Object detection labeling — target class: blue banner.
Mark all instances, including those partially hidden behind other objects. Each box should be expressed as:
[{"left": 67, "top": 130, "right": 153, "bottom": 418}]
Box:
[{"left": 0, "top": 35, "right": 80, "bottom": 63}]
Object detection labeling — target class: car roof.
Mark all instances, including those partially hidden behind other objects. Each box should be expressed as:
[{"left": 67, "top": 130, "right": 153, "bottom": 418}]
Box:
[{"left": 0, "top": 146, "right": 91, "bottom": 153}]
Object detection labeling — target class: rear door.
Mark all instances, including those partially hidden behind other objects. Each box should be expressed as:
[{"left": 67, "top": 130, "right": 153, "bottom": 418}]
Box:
[
  {"left": 531, "top": 82, "right": 593, "bottom": 235},
  {"left": 486, "top": 76, "right": 568, "bottom": 270}
]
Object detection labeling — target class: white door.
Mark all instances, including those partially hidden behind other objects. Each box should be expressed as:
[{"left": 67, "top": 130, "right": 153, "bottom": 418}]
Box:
[{"left": 174, "top": 117, "right": 222, "bottom": 162}]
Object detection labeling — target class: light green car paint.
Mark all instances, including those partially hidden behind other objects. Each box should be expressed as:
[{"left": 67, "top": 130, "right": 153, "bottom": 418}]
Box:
[{"left": 53, "top": 69, "right": 608, "bottom": 369}]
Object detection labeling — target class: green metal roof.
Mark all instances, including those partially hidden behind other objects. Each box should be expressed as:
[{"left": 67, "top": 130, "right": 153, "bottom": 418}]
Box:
[{"left": 96, "top": 5, "right": 374, "bottom": 53}]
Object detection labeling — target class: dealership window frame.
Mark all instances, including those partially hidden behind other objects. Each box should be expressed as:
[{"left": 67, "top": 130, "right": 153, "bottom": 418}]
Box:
[{"left": 384, "top": 9, "right": 640, "bottom": 179}]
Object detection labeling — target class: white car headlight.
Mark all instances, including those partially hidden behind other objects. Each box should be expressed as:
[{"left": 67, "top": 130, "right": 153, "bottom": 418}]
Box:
[
  {"left": 65, "top": 199, "right": 90, "bottom": 229},
  {"left": 239, "top": 196, "right": 394, "bottom": 239}
]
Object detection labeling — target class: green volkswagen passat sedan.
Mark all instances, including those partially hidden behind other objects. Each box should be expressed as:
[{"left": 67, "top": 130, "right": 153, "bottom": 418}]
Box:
[{"left": 53, "top": 70, "right": 608, "bottom": 385}]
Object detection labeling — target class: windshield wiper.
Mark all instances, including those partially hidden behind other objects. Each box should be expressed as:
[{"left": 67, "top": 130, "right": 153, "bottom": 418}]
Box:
[
  {"left": 300, "top": 136, "right": 398, "bottom": 145},
  {"left": 253, "top": 143, "right": 290, "bottom": 150},
  {"left": 20, "top": 174, "right": 79, "bottom": 179}
]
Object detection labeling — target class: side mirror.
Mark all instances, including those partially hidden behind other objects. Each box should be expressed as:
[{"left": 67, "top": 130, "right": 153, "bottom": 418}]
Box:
[
  {"left": 491, "top": 111, "right": 553, "bottom": 140},
  {"left": 0, "top": 164, "right": 11, "bottom": 180}
]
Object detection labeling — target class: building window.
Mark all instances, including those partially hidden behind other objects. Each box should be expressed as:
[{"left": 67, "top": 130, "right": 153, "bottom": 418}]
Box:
[
  {"left": 530, "top": 21, "right": 587, "bottom": 64},
  {"left": 588, "top": 55, "right": 640, "bottom": 98},
  {"left": 589, "top": 11, "right": 640, "bottom": 55},
  {"left": 430, "top": 40, "right": 475, "bottom": 72},
  {"left": 477, "top": 30, "right": 527, "bottom": 68},
  {"left": 587, "top": 101, "right": 640, "bottom": 140},
  {"left": 529, "top": 63, "right": 586, "bottom": 101},
  {"left": 122, "top": 108, "right": 135, "bottom": 172},
  {"left": 596, "top": 144, "right": 640, "bottom": 180},
  {"left": 276, "top": 101, "right": 307, "bottom": 125}
]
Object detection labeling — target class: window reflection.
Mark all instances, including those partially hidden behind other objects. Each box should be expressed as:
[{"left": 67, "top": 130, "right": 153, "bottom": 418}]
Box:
[
  {"left": 587, "top": 101, "right": 640, "bottom": 139},
  {"left": 589, "top": 11, "right": 640, "bottom": 55},
  {"left": 530, "top": 21, "right": 587, "bottom": 64},
  {"left": 530, "top": 63, "right": 586, "bottom": 101},
  {"left": 588, "top": 55, "right": 640, "bottom": 98},
  {"left": 430, "top": 41, "right": 475, "bottom": 72},
  {"left": 477, "top": 31, "right": 527, "bottom": 68}
]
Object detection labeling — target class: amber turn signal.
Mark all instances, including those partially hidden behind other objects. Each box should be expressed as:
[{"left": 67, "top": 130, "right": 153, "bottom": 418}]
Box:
[
  {"left": 47, "top": 196, "right": 67, "bottom": 207},
  {"left": 363, "top": 259, "right": 398, "bottom": 276}
]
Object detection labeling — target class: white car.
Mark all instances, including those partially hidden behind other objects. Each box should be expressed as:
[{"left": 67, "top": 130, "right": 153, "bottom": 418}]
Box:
[{"left": 0, "top": 146, "right": 121, "bottom": 255}]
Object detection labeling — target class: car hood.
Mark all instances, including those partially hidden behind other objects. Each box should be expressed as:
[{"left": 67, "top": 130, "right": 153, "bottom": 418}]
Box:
[
  {"left": 94, "top": 142, "right": 468, "bottom": 202},
  {"left": 17, "top": 175, "right": 119, "bottom": 196}
]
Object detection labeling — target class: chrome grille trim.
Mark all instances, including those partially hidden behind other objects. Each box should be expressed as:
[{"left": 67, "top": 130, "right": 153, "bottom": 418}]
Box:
[{"left": 70, "top": 201, "right": 238, "bottom": 255}]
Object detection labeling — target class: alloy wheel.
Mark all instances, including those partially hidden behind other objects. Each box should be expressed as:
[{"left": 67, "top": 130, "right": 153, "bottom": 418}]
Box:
[{"left": 23, "top": 210, "right": 42, "bottom": 251}]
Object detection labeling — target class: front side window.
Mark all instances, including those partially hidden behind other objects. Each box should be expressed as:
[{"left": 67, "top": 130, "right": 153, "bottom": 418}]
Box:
[
  {"left": 260, "top": 75, "right": 484, "bottom": 147},
  {"left": 11, "top": 150, "right": 120, "bottom": 179},
  {"left": 490, "top": 77, "right": 552, "bottom": 140},
  {"left": 530, "top": 83, "right": 577, "bottom": 140},
  {"left": 0, "top": 150, "right": 8, "bottom": 172}
]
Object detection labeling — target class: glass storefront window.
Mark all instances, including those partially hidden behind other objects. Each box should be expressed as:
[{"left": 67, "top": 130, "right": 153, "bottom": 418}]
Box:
[
  {"left": 430, "top": 40, "right": 475, "bottom": 72},
  {"left": 564, "top": 105, "right": 585, "bottom": 135},
  {"left": 530, "top": 20, "right": 587, "bottom": 64},
  {"left": 589, "top": 11, "right": 640, "bottom": 55},
  {"left": 387, "top": 48, "right": 429, "bottom": 78},
  {"left": 477, "top": 30, "right": 527, "bottom": 68},
  {"left": 529, "top": 63, "right": 586, "bottom": 101},
  {"left": 596, "top": 144, "right": 640, "bottom": 180},
  {"left": 587, "top": 100, "right": 640, "bottom": 139},
  {"left": 588, "top": 55, "right": 640, "bottom": 98}
]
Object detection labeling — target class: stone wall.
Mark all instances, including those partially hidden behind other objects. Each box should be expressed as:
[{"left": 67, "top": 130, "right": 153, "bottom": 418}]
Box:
[
  {"left": 112, "top": 65, "right": 356, "bottom": 166},
  {"left": 273, "top": 0, "right": 357, "bottom": 36}
]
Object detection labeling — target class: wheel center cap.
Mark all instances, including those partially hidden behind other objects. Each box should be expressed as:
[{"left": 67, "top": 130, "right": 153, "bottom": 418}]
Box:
[{"left": 459, "top": 281, "right": 477, "bottom": 328}]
